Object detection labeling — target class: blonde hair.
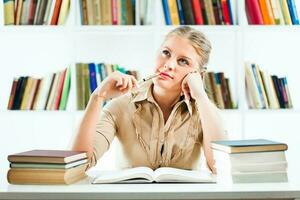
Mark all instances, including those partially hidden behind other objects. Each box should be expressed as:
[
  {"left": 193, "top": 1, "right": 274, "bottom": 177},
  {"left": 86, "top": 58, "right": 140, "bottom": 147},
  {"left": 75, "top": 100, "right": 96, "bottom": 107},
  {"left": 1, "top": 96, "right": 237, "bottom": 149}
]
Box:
[{"left": 164, "top": 26, "right": 212, "bottom": 70}]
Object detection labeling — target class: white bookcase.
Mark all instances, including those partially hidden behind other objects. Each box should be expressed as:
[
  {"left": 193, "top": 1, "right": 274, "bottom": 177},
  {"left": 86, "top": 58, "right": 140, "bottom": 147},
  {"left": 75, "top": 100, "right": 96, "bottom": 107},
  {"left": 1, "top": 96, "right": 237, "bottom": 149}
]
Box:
[{"left": 0, "top": 0, "right": 299, "bottom": 180}]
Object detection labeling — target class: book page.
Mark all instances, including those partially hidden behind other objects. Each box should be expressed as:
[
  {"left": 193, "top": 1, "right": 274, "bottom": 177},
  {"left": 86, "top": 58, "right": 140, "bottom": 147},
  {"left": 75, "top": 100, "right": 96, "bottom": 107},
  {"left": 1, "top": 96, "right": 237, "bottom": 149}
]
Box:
[
  {"left": 153, "top": 167, "right": 215, "bottom": 183},
  {"left": 92, "top": 167, "right": 154, "bottom": 184}
]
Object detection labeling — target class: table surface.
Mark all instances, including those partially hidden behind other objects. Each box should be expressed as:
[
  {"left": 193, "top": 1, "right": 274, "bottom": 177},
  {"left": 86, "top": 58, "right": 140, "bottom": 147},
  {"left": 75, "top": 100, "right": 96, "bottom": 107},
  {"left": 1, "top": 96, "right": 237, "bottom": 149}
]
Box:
[{"left": 1, "top": 171, "right": 300, "bottom": 200}]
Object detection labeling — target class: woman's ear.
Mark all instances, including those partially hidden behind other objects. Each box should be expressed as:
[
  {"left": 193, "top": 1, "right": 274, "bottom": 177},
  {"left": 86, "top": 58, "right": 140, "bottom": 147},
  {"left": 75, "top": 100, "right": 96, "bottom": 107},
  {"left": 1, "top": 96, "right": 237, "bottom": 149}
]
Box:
[{"left": 200, "top": 72, "right": 205, "bottom": 80}]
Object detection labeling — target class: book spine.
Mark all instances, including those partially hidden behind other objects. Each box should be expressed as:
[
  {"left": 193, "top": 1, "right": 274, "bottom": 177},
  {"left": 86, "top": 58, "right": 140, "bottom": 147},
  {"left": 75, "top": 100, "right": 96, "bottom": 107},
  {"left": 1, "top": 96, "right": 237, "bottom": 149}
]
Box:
[
  {"left": 15, "top": 0, "right": 23, "bottom": 25},
  {"left": 167, "top": 0, "right": 180, "bottom": 25},
  {"left": 192, "top": 0, "right": 204, "bottom": 25},
  {"left": 287, "top": 0, "right": 300, "bottom": 24},
  {"left": 57, "top": 0, "right": 70, "bottom": 25},
  {"left": 221, "top": 0, "right": 230, "bottom": 25},
  {"left": 181, "top": 0, "right": 195, "bottom": 24},
  {"left": 176, "top": 0, "right": 185, "bottom": 24},
  {"left": 54, "top": 69, "right": 67, "bottom": 110},
  {"left": 227, "top": 0, "right": 234, "bottom": 24},
  {"left": 258, "top": 0, "right": 276, "bottom": 25},
  {"left": 50, "top": 0, "right": 63, "bottom": 25},
  {"left": 162, "top": 0, "right": 172, "bottom": 25},
  {"left": 7, "top": 78, "right": 19, "bottom": 110},
  {"left": 112, "top": 0, "right": 118, "bottom": 25},
  {"left": 4, "top": 0, "right": 15, "bottom": 25},
  {"left": 27, "top": 0, "right": 38, "bottom": 25},
  {"left": 30, "top": 79, "right": 41, "bottom": 110},
  {"left": 88, "top": 63, "right": 98, "bottom": 93},
  {"left": 59, "top": 67, "right": 71, "bottom": 110}
]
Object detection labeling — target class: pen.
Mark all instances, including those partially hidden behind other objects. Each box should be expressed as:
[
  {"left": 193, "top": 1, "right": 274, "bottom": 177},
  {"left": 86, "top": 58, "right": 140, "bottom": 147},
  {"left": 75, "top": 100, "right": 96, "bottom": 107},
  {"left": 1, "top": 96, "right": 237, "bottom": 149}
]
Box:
[{"left": 137, "top": 73, "right": 160, "bottom": 85}]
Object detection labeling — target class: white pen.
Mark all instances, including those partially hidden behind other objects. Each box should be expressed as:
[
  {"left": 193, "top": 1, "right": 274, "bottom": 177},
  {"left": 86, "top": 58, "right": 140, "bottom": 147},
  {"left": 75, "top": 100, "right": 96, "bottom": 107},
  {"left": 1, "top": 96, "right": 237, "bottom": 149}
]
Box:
[{"left": 137, "top": 73, "right": 160, "bottom": 85}]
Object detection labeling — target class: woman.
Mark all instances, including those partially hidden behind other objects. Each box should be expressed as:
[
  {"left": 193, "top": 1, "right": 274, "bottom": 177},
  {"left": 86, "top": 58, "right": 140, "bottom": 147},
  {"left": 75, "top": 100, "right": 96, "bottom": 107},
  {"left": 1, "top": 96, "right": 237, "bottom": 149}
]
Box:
[{"left": 72, "top": 26, "right": 227, "bottom": 173}]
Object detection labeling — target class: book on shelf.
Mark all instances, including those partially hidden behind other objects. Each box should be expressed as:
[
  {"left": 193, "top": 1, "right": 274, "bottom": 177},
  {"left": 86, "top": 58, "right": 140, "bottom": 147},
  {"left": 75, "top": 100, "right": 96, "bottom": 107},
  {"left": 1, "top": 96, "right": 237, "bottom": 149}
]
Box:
[
  {"left": 79, "top": 0, "right": 152, "bottom": 25},
  {"left": 212, "top": 139, "right": 288, "bottom": 183},
  {"left": 204, "top": 71, "right": 236, "bottom": 109},
  {"left": 3, "top": 0, "right": 71, "bottom": 25},
  {"left": 245, "top": 0, "right": 300, "bottom": 25},
  {"left": 162, "top": 0, "right": 235, "bottom": 25},
  {"left": 91, "top": 166, "right": 216, "bottom": 184},
  {"left": 7, "top": 150, "right": 88, "bottom": 184},
  {"left": 7, "top": 66, "right": 71, "bottom": 111},
  {"left": 245, "top": 62, "right": 293, "bottom": 109},
  {"left": 76, "top": 62, "right": 139, "bottom": 110}
]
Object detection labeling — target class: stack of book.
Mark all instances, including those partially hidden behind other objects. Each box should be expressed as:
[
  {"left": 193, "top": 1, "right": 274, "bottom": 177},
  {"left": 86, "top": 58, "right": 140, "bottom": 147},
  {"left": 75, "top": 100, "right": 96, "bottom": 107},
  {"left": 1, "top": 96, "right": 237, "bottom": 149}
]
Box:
[
  {"left": 245, "top": 0, "right": 299, "bottom": 25},
  {"left": 7, "top": 67, "right": 71, "bottom": 111},
  {"left": 245, "top": 62, "right": 293, "bottom": 109},
  {"left": 76, "top": 62, "right": 139, "bottom": 110},
  {"left": 7, "top": 150, "right": 88, "bottom": 184},
  {"left": 204, "top": 71, "right": 236, "bottom": 109},
  {"left": 162, "top": 0, "right": 235, "bottom": 25},
  {"left": 212, "top": 139, "right": 288, "bottom": 183},
  {"left": 3, "top": 0, "right": 71, "bottom": 25}
]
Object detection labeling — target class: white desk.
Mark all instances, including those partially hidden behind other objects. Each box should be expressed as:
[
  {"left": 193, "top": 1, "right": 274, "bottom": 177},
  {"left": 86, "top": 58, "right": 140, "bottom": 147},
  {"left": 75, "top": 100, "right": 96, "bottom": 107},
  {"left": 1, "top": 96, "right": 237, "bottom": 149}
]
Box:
[{"left": 1, "top": 177, "right": 300, "bottom": 200}]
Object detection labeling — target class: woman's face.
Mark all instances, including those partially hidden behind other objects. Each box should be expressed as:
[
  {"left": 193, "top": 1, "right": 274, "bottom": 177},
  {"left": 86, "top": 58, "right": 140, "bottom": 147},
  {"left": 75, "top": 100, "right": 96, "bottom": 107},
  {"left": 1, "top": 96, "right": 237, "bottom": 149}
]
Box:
[{"left": 153, "top": 35, "right": 201, "bottom": 93}]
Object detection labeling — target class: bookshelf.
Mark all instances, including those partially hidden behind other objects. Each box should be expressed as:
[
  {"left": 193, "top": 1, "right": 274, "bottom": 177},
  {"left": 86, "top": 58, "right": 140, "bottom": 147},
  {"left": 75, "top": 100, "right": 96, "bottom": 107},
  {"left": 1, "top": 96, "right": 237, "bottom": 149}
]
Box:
[{"left": 0, "top": 0, "right": 300, "bottom": 175}]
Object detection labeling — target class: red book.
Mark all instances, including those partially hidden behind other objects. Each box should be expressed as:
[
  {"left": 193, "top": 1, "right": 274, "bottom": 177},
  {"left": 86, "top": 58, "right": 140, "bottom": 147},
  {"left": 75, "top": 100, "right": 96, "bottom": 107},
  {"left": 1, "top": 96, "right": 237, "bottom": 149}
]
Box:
[
  {"left": 246, "top": 0, "right": 264, "bottom": 24},
  {"left": 221, "top": 0, "right": 230, "bottom": 25},
  {"left": 192, "top": 0, "right": 204, "bottom": 25},
  {"left": 54, "top": 68, "right": 67, "bottom": 110},
  {"left": 28, "top": 0, "right": 38, "bottom": 25},
  {"left": 7, "top": 78, "right": 19, "bottom": 110},
  {"left": 112, "top": 0, "right": 118, "bottom": 25},
  {"left": 50, "top": 0, "right": 63, "bottom": 25}
]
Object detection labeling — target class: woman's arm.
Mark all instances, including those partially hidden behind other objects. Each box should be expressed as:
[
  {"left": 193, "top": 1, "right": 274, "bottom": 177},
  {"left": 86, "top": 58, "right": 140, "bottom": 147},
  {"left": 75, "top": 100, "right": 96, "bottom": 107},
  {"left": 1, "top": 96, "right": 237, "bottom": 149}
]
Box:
[
  {"left": 181, "top": 71, "right": 227, "bottom": 173},
  {"left": 72, "top": 71, "right": 138, "bottom": 166},
  {"left": 72, "top": 95, "right": 104, "bottom": 159},
  {"left": 195, "top": 94, "right": 227, "bottom": 173}
]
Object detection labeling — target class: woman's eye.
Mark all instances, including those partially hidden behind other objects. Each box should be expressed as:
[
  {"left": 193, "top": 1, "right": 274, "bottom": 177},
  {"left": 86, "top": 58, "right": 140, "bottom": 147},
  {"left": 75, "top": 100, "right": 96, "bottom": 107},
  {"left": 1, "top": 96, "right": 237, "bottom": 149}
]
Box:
[
  {"left": 162, "top": 50, "right": 170, "bottom": 57},
  {"left": 178, "top": 59, "right": 189, "bottom": 66}
]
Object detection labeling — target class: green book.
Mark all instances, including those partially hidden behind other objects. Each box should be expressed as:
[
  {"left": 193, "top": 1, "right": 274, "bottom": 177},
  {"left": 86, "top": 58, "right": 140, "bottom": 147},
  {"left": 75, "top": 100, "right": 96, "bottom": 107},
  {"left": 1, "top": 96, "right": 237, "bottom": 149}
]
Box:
[
  {"left": 211, "top": 139, "right": 288, "bottom": 153},
  {"left": 10, "top": 159, "right": 88, "bottom": 169},
  {"left": 59, "top": 66, "right": 71, "bottom": 110}
]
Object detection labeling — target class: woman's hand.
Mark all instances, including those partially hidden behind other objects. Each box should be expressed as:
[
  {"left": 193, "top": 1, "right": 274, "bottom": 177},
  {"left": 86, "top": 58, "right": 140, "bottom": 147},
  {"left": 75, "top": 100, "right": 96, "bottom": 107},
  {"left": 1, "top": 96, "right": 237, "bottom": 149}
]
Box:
[
  {"left": 92, "top": 71, "right": 138, "bottom": 101},
  {"left": 181, "top": 71, "right": 207, "bottom": 101}
]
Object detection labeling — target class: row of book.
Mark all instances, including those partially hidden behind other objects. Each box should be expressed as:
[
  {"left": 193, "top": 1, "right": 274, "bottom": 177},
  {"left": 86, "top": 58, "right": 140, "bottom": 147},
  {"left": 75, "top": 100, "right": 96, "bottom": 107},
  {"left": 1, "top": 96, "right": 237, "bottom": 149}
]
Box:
[
  {"left": 245, "top": 63, "right": 292, "bottom": 109},
  {"left": 76, "top": 62, "right": 138, "bottom": 110},
  {"left": 7, "top": 67, "right": 71, "bottom": 110},
  {"left": 3, "top": 0, "right": 70, "bottom": 25},
  {"left": 204, "top": 72, "right": 236, "bottom": 109},
  {"left": 212, "top": 139, "right": 288, "bottom": 183},
  {"left": 245, "top": 0, "right": 300, "bottom": 25},
  {"left": 79, "top": 0, "right": 152, "bottom": 25},
  {"left": 162, "top": 0, "right": 235, "bottom": 25},
  {"left": 7, "top": 150, "right": 87, "bottom": 184}
]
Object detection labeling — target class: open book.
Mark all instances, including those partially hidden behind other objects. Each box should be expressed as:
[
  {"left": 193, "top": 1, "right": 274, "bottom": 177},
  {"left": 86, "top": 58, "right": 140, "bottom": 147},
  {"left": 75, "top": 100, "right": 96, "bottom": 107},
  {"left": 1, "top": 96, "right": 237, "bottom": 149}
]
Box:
[{"left": 91, "top": 167, "right": 216, "bottom": 183}]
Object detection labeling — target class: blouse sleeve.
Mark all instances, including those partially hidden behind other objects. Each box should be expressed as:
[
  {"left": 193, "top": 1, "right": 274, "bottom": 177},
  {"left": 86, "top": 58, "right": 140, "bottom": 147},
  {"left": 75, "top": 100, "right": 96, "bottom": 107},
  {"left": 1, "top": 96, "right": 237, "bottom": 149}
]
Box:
[{"left": 88, "top": 102, "right": 119, "bottom": 168}]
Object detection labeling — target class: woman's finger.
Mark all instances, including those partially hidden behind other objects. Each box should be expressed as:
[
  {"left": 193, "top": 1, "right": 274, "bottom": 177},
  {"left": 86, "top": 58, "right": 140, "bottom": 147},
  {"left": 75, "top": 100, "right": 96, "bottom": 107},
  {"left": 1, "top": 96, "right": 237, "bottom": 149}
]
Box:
[
  {"left": 120, "top": 76, "right": 129, "bottom": 90},
  {"left": 115, "top": 76, "right": 123, "bottom": 87}
]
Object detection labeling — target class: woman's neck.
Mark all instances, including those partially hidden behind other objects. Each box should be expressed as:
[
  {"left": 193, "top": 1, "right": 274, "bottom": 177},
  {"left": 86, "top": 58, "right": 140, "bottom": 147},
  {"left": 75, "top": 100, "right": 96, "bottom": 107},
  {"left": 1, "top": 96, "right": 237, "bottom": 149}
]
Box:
[{"left": 152, "top": 85, "right": 181, "bottom": 114}]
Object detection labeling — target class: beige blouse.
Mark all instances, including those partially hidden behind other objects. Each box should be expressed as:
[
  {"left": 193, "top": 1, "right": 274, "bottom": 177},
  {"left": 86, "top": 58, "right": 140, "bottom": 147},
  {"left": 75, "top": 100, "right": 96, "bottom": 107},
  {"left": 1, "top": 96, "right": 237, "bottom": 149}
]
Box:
[{"left": 90, "top": 81, "right": 203, "bottom": 170}]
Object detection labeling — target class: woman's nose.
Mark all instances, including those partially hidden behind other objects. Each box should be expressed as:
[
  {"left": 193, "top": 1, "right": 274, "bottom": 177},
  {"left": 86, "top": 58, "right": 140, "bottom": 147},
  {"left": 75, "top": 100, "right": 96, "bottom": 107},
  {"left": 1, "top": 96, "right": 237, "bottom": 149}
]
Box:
[{"left": 164, "top": 60, "right": 176, "bottom": 70}]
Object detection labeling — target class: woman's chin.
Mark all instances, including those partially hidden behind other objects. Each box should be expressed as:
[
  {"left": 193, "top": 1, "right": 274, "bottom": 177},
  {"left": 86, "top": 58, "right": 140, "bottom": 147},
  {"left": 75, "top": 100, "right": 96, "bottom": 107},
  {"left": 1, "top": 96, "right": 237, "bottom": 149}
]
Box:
[{"left": 153, "top": 79, "right": 176, "bottom": 90}]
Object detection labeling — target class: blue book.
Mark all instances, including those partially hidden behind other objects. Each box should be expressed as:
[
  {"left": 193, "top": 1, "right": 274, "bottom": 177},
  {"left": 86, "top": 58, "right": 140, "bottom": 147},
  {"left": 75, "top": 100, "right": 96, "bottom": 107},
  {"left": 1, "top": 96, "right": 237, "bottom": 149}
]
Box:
[
  {"left": 88, "top": 63, "right": 97, "bottom": 92},
  {"left": 99, "top": 63, "right": 107, "bottom": 81},
  {"left": 287, "top": 0, "right": 299, "bottom": 25},
  {"left": 97, "top": 64, "right": 103, "bottom": 81},
  {"left": 251, "top": 64, "right": 266, "bottom": 108},
  {"left": 227, "top": 0, "right": 234, "bottom": 25},
  {"left": 79, "top": 0, "right": 84, "bottom": 25},
  {"left": 176, "top": 0, "right": 185, "bottom": 25},
  {"left": 162, "top": 0, "right": 172, "bottom": 25}
]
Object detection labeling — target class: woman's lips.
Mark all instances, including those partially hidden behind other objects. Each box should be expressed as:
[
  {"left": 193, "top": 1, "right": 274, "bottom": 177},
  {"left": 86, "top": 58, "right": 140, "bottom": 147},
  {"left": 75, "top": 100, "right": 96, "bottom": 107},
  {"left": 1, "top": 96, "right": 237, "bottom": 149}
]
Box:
[{"left": 159, "top": 72, "right": 174, "bottom": 79}]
